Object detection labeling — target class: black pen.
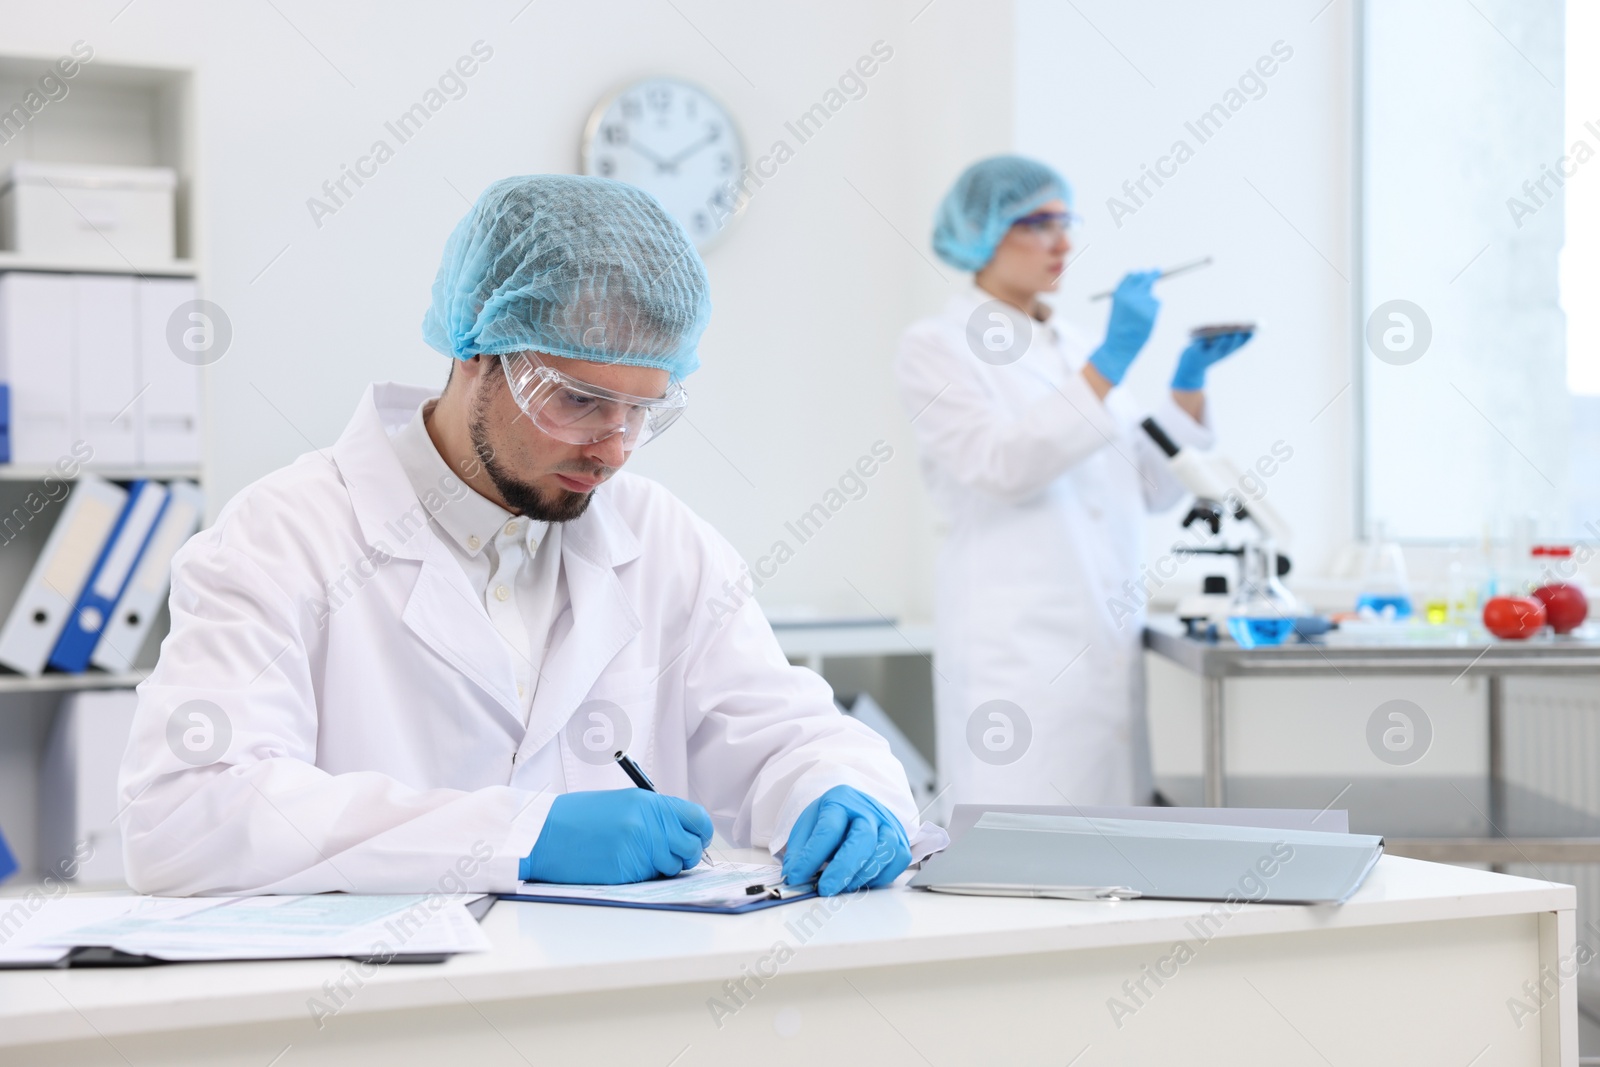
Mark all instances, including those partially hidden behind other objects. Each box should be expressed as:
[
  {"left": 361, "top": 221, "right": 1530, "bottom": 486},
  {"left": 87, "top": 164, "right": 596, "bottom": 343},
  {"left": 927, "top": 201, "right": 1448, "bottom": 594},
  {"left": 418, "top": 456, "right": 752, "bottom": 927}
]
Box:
[{"left": 614, "top": 750, "right": 714, "bottom": 869}]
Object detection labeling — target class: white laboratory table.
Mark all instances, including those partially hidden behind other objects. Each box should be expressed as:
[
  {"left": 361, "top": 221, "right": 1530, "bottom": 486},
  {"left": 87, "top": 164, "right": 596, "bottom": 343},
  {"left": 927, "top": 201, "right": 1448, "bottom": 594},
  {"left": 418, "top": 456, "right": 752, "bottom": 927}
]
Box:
[
  {"left": 0, "top": 854, "right": 1579, "bottom": 1066},
  {"left": 770, "top": 620, "right": 934, "bottom": 673}
]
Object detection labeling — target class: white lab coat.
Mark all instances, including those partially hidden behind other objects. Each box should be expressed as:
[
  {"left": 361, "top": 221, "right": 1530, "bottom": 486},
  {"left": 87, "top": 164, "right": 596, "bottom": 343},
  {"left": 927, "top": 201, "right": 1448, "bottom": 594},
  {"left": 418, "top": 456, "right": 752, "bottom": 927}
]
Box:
[
  {"left": 896, "top": 289, "right": 1213, "bottom": 808},
  {"left": 119, "top": 382, "right": 939, "bottom": 896}
]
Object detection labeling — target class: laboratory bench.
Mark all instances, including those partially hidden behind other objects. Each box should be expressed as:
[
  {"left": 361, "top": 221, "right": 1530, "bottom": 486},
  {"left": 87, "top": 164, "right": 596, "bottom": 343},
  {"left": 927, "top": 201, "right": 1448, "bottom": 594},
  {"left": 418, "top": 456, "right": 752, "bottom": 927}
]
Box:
[
  {"left": 0, "top": 852, "right": 1578, "bottom": 1065},
  {"left": 770, "top": 618, "right": 935, "bottom": 673},
  {"left": 1144, "top": 615, "right": 1600, "bottom": 866}
]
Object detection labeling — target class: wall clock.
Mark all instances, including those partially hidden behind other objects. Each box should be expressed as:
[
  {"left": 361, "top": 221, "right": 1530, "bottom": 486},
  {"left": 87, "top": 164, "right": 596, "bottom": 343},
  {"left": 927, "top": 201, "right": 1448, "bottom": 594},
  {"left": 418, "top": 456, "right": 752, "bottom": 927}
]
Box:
[{"left": 581, "top": 76, "right": 746, "bottom": 248}]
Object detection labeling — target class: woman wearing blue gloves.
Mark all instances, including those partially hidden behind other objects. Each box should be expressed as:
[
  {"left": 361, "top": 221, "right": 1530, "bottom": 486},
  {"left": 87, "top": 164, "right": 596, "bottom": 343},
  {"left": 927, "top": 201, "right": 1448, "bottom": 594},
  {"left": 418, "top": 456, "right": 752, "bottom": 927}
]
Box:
[{"left": 895, "top": 156, "right": 1252, "bottom": 809}]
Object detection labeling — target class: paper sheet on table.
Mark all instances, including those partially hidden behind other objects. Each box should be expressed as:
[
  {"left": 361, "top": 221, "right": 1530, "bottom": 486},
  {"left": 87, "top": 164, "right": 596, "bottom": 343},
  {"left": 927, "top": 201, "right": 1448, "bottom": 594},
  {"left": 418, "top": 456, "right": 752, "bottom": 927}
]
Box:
[
  {"left": 0, "top": 897, "right": 144, "bottom": 965},
  {"left": 16, "top": 894, "right": 490, "bottom": 962},
  {"left": 515, "top": 861, "right": 786, "bottom": 907}
]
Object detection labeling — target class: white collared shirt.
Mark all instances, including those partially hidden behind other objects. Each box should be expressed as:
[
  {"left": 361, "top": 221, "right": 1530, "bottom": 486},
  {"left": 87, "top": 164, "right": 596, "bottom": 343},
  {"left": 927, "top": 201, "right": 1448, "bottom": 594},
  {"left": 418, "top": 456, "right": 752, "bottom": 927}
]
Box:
[{"left": 389, "top": 398, "right": 564, "bottom": 722}]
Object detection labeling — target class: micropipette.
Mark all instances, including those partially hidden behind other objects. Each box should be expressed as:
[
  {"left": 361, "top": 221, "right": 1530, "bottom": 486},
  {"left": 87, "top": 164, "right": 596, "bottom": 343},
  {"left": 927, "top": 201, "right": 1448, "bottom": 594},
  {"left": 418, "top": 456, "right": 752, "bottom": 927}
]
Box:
[{"left": 1088, "top": 256, "right": 1213, "bottom": 301}]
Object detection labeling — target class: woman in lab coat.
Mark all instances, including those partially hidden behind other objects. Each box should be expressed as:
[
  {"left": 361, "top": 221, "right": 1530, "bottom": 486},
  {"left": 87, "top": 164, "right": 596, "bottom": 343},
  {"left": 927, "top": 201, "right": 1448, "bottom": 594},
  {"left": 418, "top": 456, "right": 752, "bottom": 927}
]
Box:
[{"left": 896, "top": 156, "right": 1251, "bottom": 808}]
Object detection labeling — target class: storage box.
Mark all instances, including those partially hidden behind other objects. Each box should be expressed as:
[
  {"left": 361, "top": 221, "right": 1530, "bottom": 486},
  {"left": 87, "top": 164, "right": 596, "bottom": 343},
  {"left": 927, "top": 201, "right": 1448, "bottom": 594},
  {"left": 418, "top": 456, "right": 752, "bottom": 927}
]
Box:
[{"left": 0, "top": 161, "right": 176, "bottom": 264}]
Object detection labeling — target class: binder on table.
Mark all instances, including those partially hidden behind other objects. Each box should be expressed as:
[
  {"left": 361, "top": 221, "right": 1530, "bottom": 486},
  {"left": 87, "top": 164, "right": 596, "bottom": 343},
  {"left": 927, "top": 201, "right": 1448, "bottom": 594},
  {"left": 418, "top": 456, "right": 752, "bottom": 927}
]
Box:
[
  {"left": 0, "top": 475, "right": 127, "bottom": 676},
  {"left": 910, "top": 812, "right": 1384, "bottom": 905},
  {"left": 73, "top": 275, "right": 139, "bottom": 466},
  {"left": 945, "top": 803, "right": 1351, "bottom": 842},
  {"left": 91, "top": 480, "right": 202, "bottom": 672},
  {"left": 0, "top": 272, "right": 75, "bottom": 465},
  {"left": 49, "top": 480, "right": 169, "bottom": 673},
  {"left": 503, "top": 861, "right": 817, "bottom": 914}
]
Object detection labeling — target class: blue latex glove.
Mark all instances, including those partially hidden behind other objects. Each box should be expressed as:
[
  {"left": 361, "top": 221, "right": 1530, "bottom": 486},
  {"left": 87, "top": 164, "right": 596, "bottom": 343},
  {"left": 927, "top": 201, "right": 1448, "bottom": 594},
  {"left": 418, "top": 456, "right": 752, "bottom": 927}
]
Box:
[
  {"left": 520, "top": 789, "right": 713, "bottom": 884},
  {"left": 1087, "top": 270, "right": 1162, "bottom": 386},
  {"left": 1171, "top": 330, "right": 1254, "bottom": 391},
  {"left": 781, "top": 786, "right": 912, "bottom": 897}
]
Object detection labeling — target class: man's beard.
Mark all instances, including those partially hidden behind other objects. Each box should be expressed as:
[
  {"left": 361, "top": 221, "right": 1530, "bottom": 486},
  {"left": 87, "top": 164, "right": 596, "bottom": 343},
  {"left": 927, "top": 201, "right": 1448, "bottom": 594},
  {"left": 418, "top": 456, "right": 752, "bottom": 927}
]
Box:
[{"left": 468, "top": 395, "right": 599, "bottom": 524}]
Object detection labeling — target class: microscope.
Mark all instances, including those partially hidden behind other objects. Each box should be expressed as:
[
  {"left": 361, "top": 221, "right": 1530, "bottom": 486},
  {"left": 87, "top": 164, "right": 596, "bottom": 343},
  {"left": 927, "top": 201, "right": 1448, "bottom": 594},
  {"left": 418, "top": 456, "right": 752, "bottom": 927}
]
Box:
[{"left": 1140, "top": 418, "right": 1307, "bottom": 646}]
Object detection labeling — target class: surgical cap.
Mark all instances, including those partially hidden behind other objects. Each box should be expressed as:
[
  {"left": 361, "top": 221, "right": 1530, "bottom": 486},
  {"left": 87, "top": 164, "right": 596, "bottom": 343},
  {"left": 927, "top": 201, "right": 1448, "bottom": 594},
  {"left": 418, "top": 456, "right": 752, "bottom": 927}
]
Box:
[
  {"left": 422, "top": 174, "right": 712, "bottom": 379},
  {"left": 931, "top": 156, "right": 1073, "bottom": 272}
]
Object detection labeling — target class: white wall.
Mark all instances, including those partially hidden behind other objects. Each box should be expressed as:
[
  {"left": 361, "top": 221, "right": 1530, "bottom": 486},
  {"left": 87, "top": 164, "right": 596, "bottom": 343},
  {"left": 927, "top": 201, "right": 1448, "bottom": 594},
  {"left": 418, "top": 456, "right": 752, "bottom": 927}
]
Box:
[
  {"left": 1009, "top": 0, "right": 1504, "bottom": 784},
  {"left": 0, "top": 0, "right": 1016, "bottom": 624},
  {"left": 1015, "top": 0, "right": 1357, "bottom": 589}
]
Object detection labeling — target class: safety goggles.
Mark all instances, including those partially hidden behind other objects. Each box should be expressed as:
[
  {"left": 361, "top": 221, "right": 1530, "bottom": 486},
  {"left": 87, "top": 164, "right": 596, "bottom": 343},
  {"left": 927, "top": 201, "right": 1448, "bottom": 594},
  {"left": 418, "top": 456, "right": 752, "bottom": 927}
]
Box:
[
  {"left": 502, "top": 351, "right": 688, "bottom": 451},
  {"left": 1010, "top": 209, "right": 1081, "bottom": 240}
]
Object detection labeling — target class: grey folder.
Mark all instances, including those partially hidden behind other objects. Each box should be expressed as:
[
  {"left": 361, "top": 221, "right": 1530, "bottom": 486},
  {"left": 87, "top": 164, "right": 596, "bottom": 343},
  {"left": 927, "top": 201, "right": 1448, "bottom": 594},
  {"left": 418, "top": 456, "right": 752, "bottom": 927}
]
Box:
[
  {"left": 945, "top": 803, "right": 1351, "bottom": 842},
  {"left": 910, "top": 812, "right": 1384, "bottom": 905}
]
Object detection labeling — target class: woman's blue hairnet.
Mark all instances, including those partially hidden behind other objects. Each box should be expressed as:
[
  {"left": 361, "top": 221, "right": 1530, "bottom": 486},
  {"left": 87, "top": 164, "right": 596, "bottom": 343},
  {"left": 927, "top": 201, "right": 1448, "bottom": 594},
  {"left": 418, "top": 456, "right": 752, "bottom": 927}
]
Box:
[
  {"left": 932, "top": 155, "right": 1073, "bottom": 272},
  {"left": 422, "top": 175, "right": 712, "bottom": 380}
]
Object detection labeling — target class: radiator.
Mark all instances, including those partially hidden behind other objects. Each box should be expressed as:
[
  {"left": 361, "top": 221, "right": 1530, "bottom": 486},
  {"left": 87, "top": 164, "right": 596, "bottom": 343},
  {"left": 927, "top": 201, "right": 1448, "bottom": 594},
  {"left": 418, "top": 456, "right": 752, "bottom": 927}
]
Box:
[{"left": 1502, "top": 675, "right": 1600, "bottom": 987}]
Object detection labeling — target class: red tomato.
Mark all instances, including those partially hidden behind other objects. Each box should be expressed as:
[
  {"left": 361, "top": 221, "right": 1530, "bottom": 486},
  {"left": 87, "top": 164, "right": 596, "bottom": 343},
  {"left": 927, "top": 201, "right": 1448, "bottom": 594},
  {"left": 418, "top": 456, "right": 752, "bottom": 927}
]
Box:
[
  {"left": 1483, "top": 596, "right": 1547, "bottom": 640},
  {"left": 1532, "top": 583, "right": 1589, "bottom": 634}
]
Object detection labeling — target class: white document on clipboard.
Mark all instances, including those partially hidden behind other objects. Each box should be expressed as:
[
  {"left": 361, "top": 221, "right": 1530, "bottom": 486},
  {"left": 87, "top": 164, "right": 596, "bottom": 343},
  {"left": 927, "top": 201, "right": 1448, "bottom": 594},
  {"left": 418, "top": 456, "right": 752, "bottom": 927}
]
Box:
[{"left": 506, "top": 861, "right": 814, "bottom": 912}]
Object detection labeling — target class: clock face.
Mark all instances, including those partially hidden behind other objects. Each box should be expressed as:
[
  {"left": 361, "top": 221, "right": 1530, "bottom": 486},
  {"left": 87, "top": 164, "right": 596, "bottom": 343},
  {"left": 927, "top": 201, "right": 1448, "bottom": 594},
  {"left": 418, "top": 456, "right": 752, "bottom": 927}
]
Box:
[{"left": 582, "top": 77, "right": 746, "bottom": 249}]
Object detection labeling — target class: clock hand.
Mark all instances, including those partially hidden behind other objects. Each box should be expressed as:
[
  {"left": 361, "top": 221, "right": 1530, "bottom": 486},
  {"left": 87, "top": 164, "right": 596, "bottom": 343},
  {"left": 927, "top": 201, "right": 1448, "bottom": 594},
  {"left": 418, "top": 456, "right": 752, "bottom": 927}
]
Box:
[
  {"left": 664, "top": 130, "right": 721, "bottom": 168},
  {"left": 626, "top": 139, "right": 674, "bottom": 171}
]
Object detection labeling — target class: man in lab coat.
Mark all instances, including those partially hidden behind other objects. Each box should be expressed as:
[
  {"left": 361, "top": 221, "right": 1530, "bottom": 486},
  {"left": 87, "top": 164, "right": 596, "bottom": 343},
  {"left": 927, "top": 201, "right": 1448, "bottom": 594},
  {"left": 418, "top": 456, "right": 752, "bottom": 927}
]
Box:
[{"left": 119, "top": 175, "right": 941, "bottom": 897}]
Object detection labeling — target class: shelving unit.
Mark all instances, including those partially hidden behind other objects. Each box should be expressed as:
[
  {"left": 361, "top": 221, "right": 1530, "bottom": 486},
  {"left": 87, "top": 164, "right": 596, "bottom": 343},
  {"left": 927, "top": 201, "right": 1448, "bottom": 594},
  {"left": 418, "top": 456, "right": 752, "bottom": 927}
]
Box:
[
  {"left": 0, "top": 465, "right": 201, "bottom": 482},
  {"left": 0, "top": 670, "right": 149, "bottom": 695},
  {"left": 0, "top": 253, "right": 197, "bottom": 277},
  {"left": 0, "top": 54, "right": 201, "bottom": 881}
]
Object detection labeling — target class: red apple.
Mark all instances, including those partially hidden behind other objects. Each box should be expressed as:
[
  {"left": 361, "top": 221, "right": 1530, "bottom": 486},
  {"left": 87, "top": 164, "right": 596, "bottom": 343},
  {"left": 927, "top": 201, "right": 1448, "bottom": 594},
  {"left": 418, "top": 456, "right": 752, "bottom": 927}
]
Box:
[
  {"left": 1483, "top": 595, "right": 1546, "bottom": 640},
  {"left": 1532, "top": 583, "right": 1589, "bottom": 634}
]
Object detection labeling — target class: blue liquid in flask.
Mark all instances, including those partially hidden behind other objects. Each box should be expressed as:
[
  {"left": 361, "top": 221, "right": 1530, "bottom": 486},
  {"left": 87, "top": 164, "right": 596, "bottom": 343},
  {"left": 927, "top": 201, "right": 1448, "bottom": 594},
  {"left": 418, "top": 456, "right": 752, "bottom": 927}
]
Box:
[
  {"left": 1227, "top": 617, "right": 1296, "bottom": 648},
  {"left": 1355, "top": 594, "right": 1413, "bottom": 619}
]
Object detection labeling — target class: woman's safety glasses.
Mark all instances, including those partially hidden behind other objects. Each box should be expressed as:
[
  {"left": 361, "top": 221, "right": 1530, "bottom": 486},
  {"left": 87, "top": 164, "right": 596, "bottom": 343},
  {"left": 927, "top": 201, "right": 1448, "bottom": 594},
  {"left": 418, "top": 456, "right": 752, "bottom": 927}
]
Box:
[
  {"left": 503, "top": 351, "right": 688, "bottom": 451},
  {"left": 1010, "top": 209, "right": 1080, "bottom": 242}
]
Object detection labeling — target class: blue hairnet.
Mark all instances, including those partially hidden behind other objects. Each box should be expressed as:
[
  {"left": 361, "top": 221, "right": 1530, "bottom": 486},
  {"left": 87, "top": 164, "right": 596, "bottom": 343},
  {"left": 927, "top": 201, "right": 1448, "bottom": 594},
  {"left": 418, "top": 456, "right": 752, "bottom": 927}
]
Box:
[
  {"left": 423, "top": 175, "right": 712, "bottom": 379},
  {"left": 932, "top": 156, "right": 1073, "bottom": 272}
]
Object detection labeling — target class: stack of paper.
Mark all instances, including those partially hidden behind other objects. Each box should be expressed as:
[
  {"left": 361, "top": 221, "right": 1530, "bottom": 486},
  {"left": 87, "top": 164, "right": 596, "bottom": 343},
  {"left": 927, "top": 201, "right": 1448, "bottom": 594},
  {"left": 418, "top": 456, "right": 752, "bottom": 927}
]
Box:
[{"left": 0, "top": 893, "right": 490, "bottom": 966}]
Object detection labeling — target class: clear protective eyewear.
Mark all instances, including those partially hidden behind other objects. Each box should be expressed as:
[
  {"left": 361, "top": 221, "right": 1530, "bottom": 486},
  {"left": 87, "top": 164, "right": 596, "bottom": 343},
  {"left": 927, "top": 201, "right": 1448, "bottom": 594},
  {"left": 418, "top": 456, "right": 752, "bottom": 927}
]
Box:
[
  {"left": 1010, "top": 209, "right": 1080, "bottom": 242},
  {"left": 502, "top": 351, "right": 688, "bottom": 451}
]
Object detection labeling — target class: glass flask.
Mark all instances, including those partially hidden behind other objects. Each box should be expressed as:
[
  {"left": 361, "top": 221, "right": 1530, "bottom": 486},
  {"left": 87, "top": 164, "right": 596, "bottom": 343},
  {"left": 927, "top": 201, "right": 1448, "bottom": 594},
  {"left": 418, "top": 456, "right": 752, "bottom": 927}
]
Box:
[
  {"left": 1355, "top": 522, "right": 1413, "bottom": 619},
  {"left": 1226, "top": 541, "right": 1300, "bottom": 648}
]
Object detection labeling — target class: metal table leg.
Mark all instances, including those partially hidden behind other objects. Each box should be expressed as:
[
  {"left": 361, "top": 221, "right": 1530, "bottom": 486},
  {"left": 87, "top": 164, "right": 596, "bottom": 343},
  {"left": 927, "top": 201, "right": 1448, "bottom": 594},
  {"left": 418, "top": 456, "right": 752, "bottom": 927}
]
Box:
[
  {"left": 1204, "top": 675, "right": 1226, "bottom": 807},
  {"left": 1488, "top": 673, "right": 1505, "bottom": 873}
]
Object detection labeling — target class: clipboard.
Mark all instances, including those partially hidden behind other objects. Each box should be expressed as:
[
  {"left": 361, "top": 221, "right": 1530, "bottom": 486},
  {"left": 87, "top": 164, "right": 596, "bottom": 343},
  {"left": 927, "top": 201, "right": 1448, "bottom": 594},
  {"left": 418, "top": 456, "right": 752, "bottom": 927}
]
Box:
[
  {"left": 501, "top": 861, "right": 819, "bottom": 914},
  {"left": 498, "top": 890, "right": 817, "bottom": 915}
]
